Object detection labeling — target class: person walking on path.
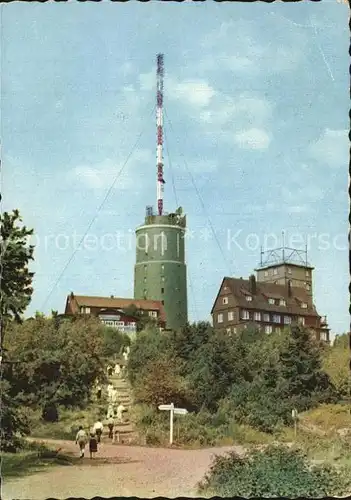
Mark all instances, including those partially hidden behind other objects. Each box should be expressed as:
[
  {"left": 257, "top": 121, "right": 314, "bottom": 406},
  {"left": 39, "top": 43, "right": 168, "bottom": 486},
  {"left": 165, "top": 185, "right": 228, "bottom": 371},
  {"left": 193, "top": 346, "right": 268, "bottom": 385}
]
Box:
[
  {"left": 93, "top": 419, "right": 104, "bottom": 443},
  {"left": 75, "top": 426, "right": 87, "bottom": 458},
  {"left": 116, "top": 403, "right": 125, "bottom": 423},
  {"left": 89, "top": 433, "right": 98, "bottom": 459},
  {"left": 107, "top": 416, "right": 114, "bottom": 439}
]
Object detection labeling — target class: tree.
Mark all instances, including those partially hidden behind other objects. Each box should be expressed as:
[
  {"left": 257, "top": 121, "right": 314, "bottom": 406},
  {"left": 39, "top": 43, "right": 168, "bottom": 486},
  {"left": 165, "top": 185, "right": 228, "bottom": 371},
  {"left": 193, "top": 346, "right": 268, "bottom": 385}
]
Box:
[
  {"left": 0, "top": 210, "right": 34, "bottom": 451},
  {"left": 5, "top": 316, "right": 108, "bottom": 409},
  {"left": 127, "top": 326, "right": 174, "bottom": 384},
  {"left": 133, "top": 355, "right": 190, "bottom": 408},
  {"left": 322, "top": 336, "right": 350, "bottom": 399},
  {"left": 0, "top": 210, "right": 34, "bottom": 351}
]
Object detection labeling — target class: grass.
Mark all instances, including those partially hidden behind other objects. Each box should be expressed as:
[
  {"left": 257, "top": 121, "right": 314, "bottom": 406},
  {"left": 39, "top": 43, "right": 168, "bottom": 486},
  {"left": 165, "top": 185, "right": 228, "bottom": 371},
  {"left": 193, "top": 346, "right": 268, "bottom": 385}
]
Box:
[
  {"left": 1, "top": 441, "right": 77, "bottom": 478},
  {"left": 299, "top": 404, "right": 351, "bottom": 436},
  {"left": 28, "top": 402, "right": 108, "bottom": 440}
]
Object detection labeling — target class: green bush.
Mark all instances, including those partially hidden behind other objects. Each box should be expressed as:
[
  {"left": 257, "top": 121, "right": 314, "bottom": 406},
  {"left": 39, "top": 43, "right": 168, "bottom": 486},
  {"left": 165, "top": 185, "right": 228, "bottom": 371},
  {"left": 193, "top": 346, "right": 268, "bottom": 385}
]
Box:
[{"left": 198, "top": 445, "right": 351, "bottom": 497}]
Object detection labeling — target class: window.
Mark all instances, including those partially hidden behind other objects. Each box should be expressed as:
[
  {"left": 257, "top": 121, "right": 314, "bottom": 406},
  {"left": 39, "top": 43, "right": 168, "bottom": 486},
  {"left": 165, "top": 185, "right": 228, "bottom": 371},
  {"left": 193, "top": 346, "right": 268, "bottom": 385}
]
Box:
[
  {"left": 161, "top": 276, "right": 165, "bottom": 282},
  {"left": 161, "top": 300, "right": 164, "bottom": 305},
  {"left": 161, "top": 264, "right": 164, "bottom": 272},
  {"left": 242, "top": 310, "right": 250, "bottom": 320},
  {"left": 223, "top": 286, "right": 229, "bottom": 292},
  {"left": 263, "top": 313, "right": 270, "bottom": 322},
  {"left": 284, "top": 316, "right": 292, "bottom": 325},
  {"left": 222, "top": 297, "right": 229, "bottom": 305},
  {"left": 233, "top": 327, "right": 237, "bottom": 334},
  {"left": 143, "top": 289, "right": 147, "bottom": 298},
  {"left": 218, "top": 313, "right": 223, "bottom": 323},
  {"left": 306, "top": 283, "right": 311, "bottom": 291},
  {"left": 246, "top": 295, "right": 252, "bottom": 302},
  {"left": 279, "top": 299, "right": 286, "bottom": 306},
  {"left": 161, "top": 287, "right": 164, "bottom": 294},
  {"left": 226, "top": 327, "right": 231, "bottom": 334},
  {"left": 321, "top": 332, "right": 327, "bottom": 341},
  {"left": 275, "top": 327, "right": 281, "bottom": 334},
  {"left": 144, "top": 264, "right": 147, "bottom": 271},
  {"left": 228, "top": 311, "right": 234, "bottom": 321},
  {"left": 264, "top": 271, "right": 268, "bottom": 277},
  {"left": 298, "top": 317, "right": 305, "bottom": 326},
  {"left": 288, "top": 267, "right": 292, "bottom": 274},
  {"left": 265, "top": 325, "right": 273, "bottom": 334},
  {"left": 144, "top": 277, "right": 147, "bottom": 283},
  {"left": 268, "top": 298, "right": 275, "bottom": 305},
  {"left": 273, "top": 269, "right": 278, "bottom": 275},
  {"left": 254, "top": 311, "right": 261, "bottom": 321},
  {"left": 305, "top": 270, "right": 310, "bottom": 277},
  {"left": 301, "top": 302, "right": 308, "bottom": 309},
  {"left": 273, "top": 314, "right": 281, "bottom": 323},
  {"left": 149, "top": 310, "right": 158, "bottom": 318}
]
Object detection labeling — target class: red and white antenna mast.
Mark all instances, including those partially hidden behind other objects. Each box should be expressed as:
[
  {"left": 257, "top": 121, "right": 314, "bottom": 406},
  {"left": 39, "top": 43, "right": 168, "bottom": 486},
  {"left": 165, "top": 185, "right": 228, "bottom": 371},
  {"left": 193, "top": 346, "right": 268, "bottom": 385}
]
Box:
[{"left": 156, "top": 53, "right": 165, "bottom": 216}]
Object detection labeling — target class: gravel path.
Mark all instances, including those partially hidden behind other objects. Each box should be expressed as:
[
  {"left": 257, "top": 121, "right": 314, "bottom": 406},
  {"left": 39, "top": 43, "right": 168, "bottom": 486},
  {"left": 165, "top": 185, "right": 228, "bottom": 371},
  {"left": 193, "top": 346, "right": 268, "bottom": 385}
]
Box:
[{"left": 3, "top": 439, "right": 245, "bottom": 499}]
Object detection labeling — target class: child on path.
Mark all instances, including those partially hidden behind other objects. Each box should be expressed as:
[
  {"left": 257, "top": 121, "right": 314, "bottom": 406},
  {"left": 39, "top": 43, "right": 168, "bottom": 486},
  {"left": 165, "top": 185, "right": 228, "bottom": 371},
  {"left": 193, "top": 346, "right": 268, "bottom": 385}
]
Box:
[
  {"left": 89, "top": 433, "right": 98, "bottom": 459},
  {"left": 75, "top": 426, "right": 87, "bottom": 458}
]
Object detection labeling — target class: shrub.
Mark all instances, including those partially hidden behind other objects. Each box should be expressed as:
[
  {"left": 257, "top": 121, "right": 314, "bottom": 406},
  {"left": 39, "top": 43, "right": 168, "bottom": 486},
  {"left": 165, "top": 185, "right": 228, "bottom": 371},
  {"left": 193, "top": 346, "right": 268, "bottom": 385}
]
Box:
[{"left": 198, "top": 445, "right": 351, "bottom": 497}]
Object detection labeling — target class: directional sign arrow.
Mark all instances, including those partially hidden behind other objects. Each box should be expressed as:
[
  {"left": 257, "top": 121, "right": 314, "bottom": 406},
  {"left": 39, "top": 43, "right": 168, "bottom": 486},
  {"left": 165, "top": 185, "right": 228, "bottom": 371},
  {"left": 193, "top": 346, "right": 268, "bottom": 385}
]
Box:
[
  {"left": 158, "top": 404, "right": 173, "bottom": 411},
  {"left": 174, "top": 408, "right": 188, "bottom": 415}
]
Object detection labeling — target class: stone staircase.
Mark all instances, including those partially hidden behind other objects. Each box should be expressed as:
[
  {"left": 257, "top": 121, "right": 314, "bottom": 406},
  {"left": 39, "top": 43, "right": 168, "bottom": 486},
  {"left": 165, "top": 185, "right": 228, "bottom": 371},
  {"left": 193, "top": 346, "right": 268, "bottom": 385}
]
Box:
[{"left": 102, "top": 373, "right": 139, "bottom": 445}]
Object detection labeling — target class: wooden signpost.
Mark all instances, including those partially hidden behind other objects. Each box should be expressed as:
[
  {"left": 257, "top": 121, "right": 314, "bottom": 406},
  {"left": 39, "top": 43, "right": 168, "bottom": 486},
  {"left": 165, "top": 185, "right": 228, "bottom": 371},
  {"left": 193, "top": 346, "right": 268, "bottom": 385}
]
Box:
[{"left": 158, "top": 403, "right": 188, "bottom": 445}]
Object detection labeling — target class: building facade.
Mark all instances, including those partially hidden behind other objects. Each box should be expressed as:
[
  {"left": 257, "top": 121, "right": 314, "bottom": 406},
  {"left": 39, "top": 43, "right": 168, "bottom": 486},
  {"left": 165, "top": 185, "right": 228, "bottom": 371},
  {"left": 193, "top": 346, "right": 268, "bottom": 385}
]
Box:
[
  {"left": 64, "top": 293, "right": 166, "bottom": 337},
  {"left": 134, "top": 207, "right": 188, "bottom": 331},
  {"left": 211, "top": 274, "right": 330, "bottom": 342}
]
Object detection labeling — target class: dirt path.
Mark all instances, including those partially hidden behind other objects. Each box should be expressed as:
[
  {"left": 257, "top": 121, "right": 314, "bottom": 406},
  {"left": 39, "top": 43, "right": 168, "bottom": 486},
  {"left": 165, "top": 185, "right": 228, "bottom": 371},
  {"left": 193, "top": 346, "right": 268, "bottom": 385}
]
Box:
[{"left": 3, "top": 439, "right": 245, "bottom": 499}]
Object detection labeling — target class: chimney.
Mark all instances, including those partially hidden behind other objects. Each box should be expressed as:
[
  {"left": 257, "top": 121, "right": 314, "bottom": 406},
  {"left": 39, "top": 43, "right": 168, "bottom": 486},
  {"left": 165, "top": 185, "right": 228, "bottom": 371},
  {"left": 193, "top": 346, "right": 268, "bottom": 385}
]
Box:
[
  {"left": 249, "top": 274, "right": 256, "bottom": 294},
  {"left": 70, "top": 291, "right": 74, "bottom": 299},
  {"left": 287, "top": 280, "right": 292, "bottom": 297}
]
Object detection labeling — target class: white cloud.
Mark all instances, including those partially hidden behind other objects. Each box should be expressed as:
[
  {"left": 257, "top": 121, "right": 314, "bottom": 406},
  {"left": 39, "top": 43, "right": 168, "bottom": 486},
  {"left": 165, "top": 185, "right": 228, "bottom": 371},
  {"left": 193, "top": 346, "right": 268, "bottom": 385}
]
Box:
[
  {"left": 68, "top": 149, "right": 153, "bottom": 191},
  {"left": 309, "top": 128, "right": 349, "bottom": 168},
  {"left": 200, "top": 19, "right": 306, "bottom": 76},
  {"left": 168, "top": 78, "right": 216, "bottom": 108},
  {"left": 234, "top": 128, "right": 271, "bottom": 150}
]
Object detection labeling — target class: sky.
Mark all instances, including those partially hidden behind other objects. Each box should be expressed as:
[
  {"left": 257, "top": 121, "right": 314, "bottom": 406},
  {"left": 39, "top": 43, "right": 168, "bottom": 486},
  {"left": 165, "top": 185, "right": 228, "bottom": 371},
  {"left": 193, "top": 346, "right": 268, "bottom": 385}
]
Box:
[{"left": 1, "top": 1, "right": 349, "bottom": 335}]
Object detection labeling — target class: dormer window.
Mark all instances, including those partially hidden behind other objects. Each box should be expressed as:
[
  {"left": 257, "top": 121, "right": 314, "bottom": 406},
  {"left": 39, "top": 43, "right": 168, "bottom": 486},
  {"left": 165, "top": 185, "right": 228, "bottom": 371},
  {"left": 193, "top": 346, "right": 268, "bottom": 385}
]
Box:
[
  {"left": 268, "top": 298, "right": 275, "bottom": 305},
  {"left": 222, "top": 297, "right": 229, "bottom": 305},
  {"left": 279, "top": 299, "right": 286, "bottom": 306},
  {"left": 246, "top": 295, "right": 252, "bottom": 302},
  {"left": 301, "top": 302, "right": 308, "bottom": 309}
]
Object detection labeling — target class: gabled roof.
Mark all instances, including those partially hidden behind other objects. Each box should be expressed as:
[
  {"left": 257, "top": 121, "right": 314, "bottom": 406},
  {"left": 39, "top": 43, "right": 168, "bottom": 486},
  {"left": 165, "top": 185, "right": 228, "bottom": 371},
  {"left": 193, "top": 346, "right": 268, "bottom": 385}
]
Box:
[
  {"left": 211, "top": 277, "right": 319, "bottom": 317},
  {"left": 65, "top": 294, "right": 166, "bottom": 322}
]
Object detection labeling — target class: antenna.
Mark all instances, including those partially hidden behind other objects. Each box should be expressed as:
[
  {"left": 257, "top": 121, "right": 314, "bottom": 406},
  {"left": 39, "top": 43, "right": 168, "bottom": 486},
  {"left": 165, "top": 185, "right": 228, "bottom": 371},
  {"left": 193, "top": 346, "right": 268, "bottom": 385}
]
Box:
[{"left": 156, "top": 54, "right": 165, "bottom": 215}]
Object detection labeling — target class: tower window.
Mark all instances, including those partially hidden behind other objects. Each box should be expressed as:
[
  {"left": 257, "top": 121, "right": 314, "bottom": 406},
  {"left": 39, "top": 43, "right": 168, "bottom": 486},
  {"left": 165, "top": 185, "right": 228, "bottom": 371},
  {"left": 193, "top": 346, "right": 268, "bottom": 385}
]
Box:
[
  {"left": 144, "top": 265, "right": 147, "bottom": 271},
  {"left": 161, "top": 265, "right": 164, "bottom": 272},
  {"left": 143, "top": 277, "right": 147, "bottom": 283},
  {"left": 162, "top": 300, "right": 164, "bottom": 305},
  {"left": 161, "top": 276, "right": 165, "bottom": 282},
  {"left": 161, "top": 287, "right": 164, "bottom": 294}
]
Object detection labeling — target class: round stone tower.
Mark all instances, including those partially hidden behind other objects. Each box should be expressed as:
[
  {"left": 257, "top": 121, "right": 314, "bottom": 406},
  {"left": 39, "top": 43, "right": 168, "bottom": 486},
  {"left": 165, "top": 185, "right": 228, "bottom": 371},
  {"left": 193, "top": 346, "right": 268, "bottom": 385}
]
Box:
[{"left": 134, "top": 209, "right": 188, "bottom": 331}]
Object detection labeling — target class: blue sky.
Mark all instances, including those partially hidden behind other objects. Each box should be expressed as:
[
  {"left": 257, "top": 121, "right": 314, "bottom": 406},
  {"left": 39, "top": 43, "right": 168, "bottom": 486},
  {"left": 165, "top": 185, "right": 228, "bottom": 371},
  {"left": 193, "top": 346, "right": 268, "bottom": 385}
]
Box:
[{"left": 2, "top": 1, "right": 349, "bottom": 335}]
